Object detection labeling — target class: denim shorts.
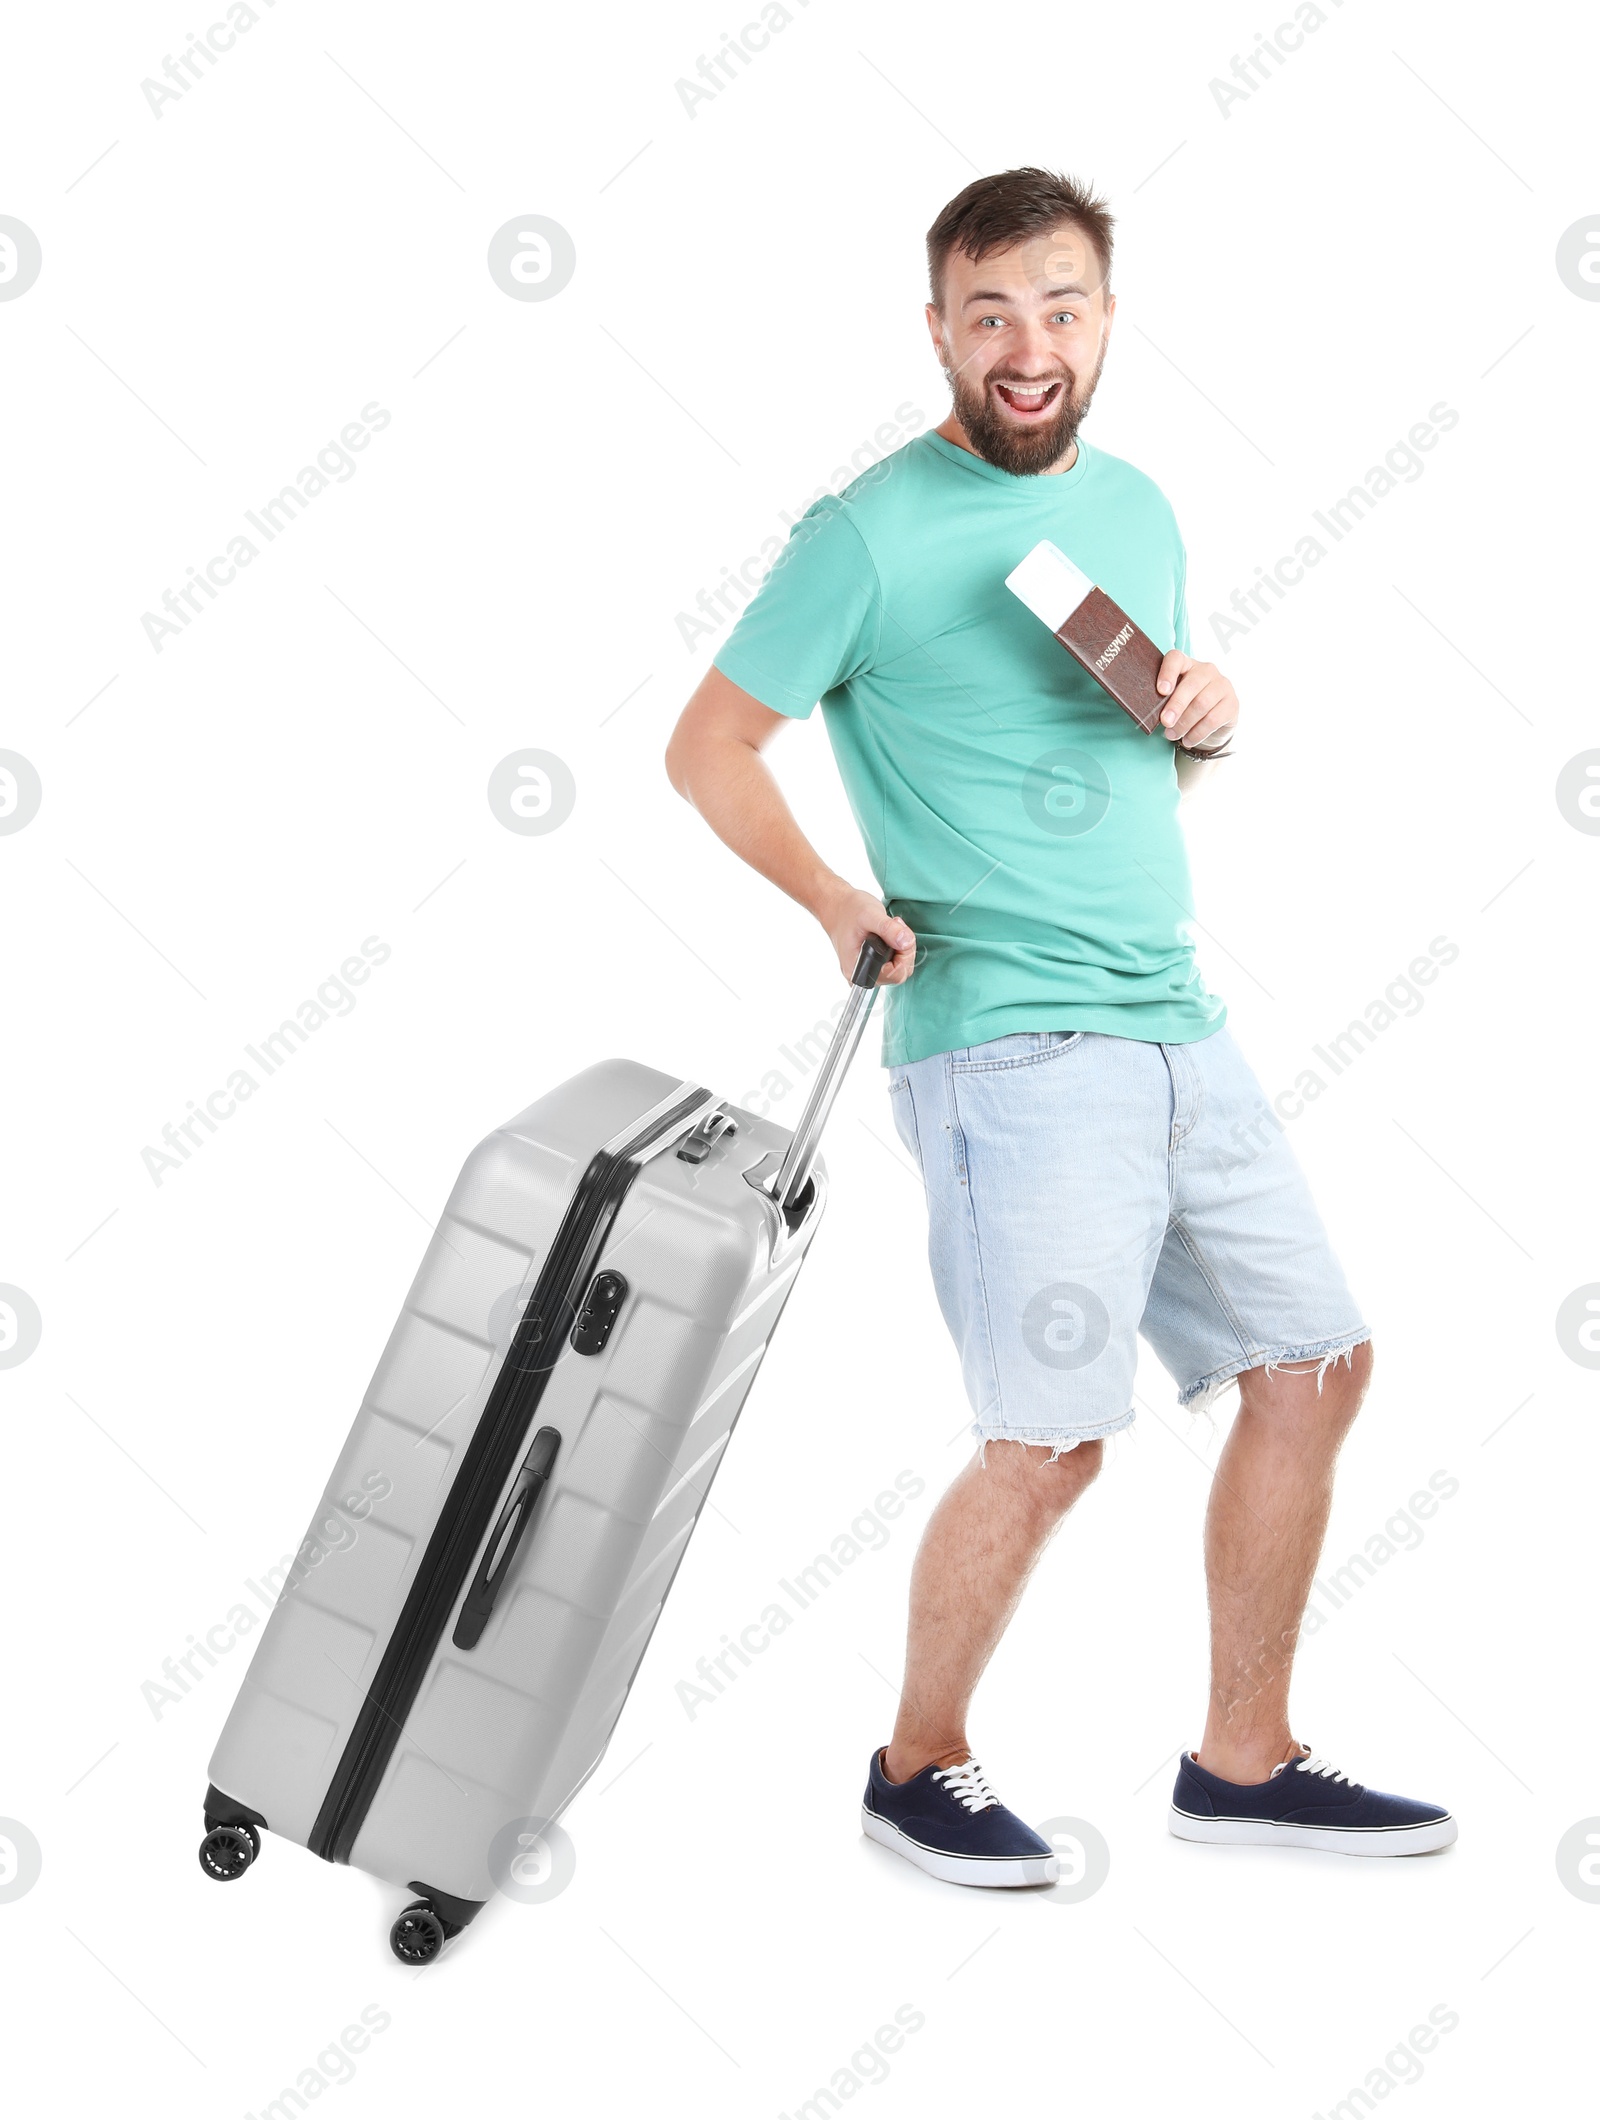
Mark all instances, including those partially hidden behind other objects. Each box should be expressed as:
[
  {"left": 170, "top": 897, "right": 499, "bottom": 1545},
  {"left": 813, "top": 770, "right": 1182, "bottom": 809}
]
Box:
[{"left": 887, "top": 1026, "right": 1370, "bottom": 1453}]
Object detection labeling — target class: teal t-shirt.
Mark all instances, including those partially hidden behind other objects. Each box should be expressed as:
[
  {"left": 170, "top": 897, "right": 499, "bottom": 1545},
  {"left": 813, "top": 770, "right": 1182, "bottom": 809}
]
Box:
[{"left": 714, "top": 431, "right": 1226, "bottom": 1067}]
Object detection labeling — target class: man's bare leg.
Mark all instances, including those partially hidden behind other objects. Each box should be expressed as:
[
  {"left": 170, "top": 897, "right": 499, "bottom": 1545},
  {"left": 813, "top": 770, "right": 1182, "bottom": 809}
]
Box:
[
  {"left": 1196, "top": 1341, "right": 1374, "bottom": 1783},
  {"left": 882, "top": 1438, "right": 1103, "bottom": 1783}
]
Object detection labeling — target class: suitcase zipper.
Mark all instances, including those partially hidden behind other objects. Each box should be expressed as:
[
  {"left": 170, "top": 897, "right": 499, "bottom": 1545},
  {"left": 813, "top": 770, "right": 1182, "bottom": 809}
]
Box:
[{"left": 308, "top": 1084, "right": 711, "bottom": 1867}]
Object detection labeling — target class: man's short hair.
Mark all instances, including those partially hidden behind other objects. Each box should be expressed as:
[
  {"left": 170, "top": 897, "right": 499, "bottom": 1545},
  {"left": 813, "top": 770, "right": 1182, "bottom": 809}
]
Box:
[{"left": 925, "top": 167, "right": 1115, "bottom": 310}]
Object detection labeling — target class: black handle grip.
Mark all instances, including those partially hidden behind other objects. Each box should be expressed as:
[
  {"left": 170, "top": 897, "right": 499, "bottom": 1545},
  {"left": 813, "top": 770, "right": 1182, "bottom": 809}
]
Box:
[
  {"left": 851, "top": 934, "right": 894, "bottom": 988},
  {"left": 452, "top": 1427, "right": 561, "bottom": 1650}
]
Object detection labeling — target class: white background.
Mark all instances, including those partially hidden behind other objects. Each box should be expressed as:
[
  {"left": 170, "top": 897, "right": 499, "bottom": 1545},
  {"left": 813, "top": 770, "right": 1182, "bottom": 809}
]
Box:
[{"left": 2, "top": 0, "right": 1596, "bottom": 2112}]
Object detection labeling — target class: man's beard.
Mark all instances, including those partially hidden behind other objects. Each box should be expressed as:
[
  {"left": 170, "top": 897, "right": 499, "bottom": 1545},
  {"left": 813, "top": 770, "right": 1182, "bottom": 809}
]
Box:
[{"left": 943, "top": 344, "right": 1106, "bottom": 475}]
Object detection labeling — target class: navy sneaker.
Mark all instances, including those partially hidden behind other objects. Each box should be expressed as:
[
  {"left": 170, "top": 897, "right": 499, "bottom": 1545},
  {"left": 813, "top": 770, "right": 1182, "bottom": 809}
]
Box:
[
  {"left": 862, "top": 1749, "right": 1059, "bottom": 1887},
  {"left": 1170, "top": 1745, "right": 1457, "bottom": 1856}
]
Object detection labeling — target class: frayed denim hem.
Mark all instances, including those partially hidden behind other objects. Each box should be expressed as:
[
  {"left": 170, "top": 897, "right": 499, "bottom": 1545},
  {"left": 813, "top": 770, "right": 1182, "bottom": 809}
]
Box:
[
  {"left": 1179, "top": 1329, "right": 1372, "bottom": 1420},
  {"left": 973, "top": 1405, "right": 1136, "bottom": 1467}
]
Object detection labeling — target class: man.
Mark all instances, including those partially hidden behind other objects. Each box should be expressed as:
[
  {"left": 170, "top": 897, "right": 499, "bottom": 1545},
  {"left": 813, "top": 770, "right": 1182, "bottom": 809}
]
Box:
[{"left": 665, "top": 168, "right": 1455, "bottom": 1884}]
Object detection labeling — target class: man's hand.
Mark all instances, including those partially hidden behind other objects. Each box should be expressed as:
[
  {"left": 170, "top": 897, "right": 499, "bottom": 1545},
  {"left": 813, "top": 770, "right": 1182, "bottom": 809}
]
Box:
[
  {"left": 815, "top": 881, "right": 917, "bottom": 987},
  {"left": 1154, "top": 652, "right": 1238, "bottom": 753}
]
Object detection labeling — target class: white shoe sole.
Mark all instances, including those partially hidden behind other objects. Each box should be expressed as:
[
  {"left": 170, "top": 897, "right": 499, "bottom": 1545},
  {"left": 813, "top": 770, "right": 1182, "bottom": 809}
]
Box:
[
  {"left": 861, "top": 1806, "right": 1059, "bottom": 1887},
  {"left": 1168, "top": 1806, "right": 1458, "bottom": 1856}
]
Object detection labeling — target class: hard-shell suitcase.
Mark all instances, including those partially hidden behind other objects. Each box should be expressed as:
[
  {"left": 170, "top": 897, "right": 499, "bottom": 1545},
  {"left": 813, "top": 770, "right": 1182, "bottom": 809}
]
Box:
[{"left": 199, "top": 940, "right": 890, "bottom": 1960}]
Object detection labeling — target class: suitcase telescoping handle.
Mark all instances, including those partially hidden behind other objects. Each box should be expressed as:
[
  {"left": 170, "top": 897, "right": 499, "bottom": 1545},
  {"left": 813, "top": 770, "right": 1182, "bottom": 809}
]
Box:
[
  {"left": 452, "top": 1426, "right": 561, "bottom": 1651},
  {"left": 770, "top": 934, "right": 894, "bottom": 1214}
]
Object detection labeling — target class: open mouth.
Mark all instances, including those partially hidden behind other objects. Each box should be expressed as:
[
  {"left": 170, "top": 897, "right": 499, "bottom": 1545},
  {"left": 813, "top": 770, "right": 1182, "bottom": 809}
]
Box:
[{"left": 991, "top": 377, "right": 1064, "bottom": 419}]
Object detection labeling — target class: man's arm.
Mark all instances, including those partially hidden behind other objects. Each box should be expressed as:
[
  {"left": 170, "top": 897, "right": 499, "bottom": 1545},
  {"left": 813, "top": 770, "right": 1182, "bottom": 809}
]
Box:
[
  {"left": 664, "top": 665, "right": 917, "bottom": 985},
  {"left": 1173, "top": 746, "right": 1222, "bottom": 796}
]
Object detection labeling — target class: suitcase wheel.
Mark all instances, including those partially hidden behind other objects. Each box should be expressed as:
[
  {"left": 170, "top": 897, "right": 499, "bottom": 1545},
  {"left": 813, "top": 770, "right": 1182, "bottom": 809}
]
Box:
[
  {"left": 389, "top": 1900, "right": 447, "bottom": 1966},
  {"left": 198, "top": 1823, "right": 258, "bottom": 1882}
]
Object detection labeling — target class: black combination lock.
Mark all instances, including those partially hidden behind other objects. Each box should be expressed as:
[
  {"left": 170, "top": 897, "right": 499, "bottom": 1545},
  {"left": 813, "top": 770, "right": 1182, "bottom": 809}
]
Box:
[{"left": 569, "top": 1270, "right": 628, "bottom": 1356}]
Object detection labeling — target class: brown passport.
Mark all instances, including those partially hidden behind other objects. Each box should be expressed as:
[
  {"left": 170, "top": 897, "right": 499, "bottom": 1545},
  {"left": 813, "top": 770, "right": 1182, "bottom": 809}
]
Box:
[{"left": 1005, "top": 541, "right": 1166, "bottom": 733}]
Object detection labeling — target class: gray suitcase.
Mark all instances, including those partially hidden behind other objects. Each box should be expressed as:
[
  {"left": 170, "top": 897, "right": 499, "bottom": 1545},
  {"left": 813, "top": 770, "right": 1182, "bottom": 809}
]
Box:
[{"left": 199, "top": 941, "right": 889, "bottom": 1960}]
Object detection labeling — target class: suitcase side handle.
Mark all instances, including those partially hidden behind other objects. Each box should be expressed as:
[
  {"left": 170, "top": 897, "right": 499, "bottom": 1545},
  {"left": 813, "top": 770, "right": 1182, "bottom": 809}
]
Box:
[
  {"left": 451, "top": 1427, "right": 561, "bottom": 1651},
  {"left": 768, "top": 936, "right": 893, "bottom": 1212}
]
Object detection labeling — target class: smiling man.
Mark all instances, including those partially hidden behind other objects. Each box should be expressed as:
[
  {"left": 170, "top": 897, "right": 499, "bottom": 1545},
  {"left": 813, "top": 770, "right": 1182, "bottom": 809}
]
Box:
[{"left": 665, "top": 168, "right": 1455, "bottom": 1885}]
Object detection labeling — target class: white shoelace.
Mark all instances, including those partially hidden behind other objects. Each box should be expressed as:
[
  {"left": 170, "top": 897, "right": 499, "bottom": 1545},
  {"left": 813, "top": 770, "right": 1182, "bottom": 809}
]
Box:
[
  {"left": 1290, "top": 1752, "right": 1353, "bottom": 1785},
  {"left": 931, "top": 1758, "right": 1000, "bottom": 1813}
]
